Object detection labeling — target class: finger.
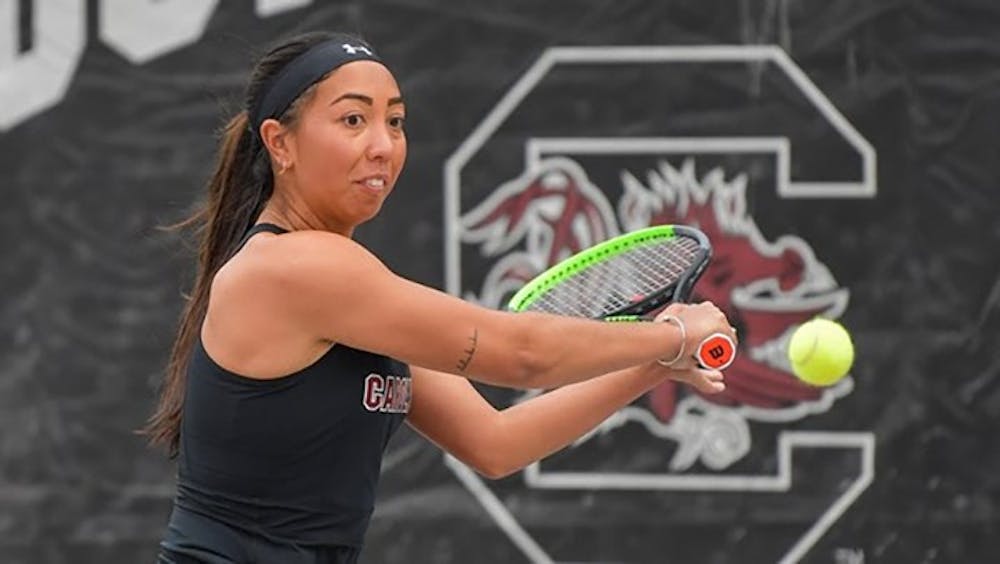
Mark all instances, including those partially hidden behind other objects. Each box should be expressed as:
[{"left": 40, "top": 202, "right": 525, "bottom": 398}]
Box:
[
  {"left": 676, "top": 368, "right": 725, "bottom": 394},
  {"left": 697, "top": 372, "right": 726, "bottom": 394},
  {"left": 703, "top": 369, "right": 724, "bottom": 381}
]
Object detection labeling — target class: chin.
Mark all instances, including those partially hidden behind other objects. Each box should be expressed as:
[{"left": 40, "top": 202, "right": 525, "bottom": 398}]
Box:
[{"left": 356, "top": 203, "right": 386, "bottom": 225}]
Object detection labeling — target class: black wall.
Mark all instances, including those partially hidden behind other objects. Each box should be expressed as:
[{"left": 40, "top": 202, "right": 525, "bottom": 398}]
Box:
[{"left": 1, "top": 1, "right": 998, "bottom": 562}]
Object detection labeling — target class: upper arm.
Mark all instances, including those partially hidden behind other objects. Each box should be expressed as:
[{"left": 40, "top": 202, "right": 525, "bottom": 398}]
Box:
[{"left": 265, "top": 232, "right": 534, "bottom": 385}]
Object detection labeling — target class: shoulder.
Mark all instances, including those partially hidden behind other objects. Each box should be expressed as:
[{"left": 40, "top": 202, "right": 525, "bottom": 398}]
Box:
[
  {"left": 208, "top": 230, "right": 391, "bottom": 323},
  {"left": 207, "top": 229, "right": 393, "bottom": 341},
  {"left": 220, "top": 229, "right": 386, "bottom": 290},
  {"left": 261, "top": 229, "right": 377, "bottom": 264},
  {"left": 204, "top": 230, "right": 386, "bottom": 371},
  {"left": 207, "top": 228, "right": 409, "bottom": 347}
]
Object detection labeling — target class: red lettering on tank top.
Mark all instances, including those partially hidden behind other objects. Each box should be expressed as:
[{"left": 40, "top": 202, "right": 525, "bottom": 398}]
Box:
[
  {"left": 363, "top": 373, "right": 412, "bottom": 413},
  {"left": 363, "top": 373, "right": 385, "bottom": 411}
]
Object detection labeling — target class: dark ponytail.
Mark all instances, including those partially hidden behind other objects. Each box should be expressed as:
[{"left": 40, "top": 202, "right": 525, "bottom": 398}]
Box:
[{"left": 142, "top": 31, "right": 348, "bottom": 456}]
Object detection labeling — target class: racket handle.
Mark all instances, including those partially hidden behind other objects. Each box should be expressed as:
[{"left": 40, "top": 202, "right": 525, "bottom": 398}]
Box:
[{"left": 696, "top": 333, "right": 736, "bottom": 370}]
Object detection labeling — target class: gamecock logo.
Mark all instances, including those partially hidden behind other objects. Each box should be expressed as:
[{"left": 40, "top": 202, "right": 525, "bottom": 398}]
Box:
[
  {"left": 443, "top": 45, "right": 876, "bottom": 564},
  {"left": 462, "top": 156, "right": 852, "bottom": 471}
]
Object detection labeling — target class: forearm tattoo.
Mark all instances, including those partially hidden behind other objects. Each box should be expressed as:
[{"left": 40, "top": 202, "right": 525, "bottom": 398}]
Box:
[{"left": 456, "top": 328, "right": 478, "bottom": 373}]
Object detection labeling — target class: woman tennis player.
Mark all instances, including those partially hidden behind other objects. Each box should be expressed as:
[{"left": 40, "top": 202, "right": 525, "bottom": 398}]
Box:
[{"left": 145, "top": 31, "right": 737, "bottom": 563}]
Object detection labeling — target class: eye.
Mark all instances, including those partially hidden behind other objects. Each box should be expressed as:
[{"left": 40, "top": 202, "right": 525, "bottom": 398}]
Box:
[
  {"left": 389, "top": 116, "right": 406, "bottom": 130},
  {"left": 342, "top": 114, "right": 365, "bottom": 127}
]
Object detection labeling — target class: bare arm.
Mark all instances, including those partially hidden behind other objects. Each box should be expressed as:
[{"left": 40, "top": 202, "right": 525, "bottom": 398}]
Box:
[
  {"left": 259, "top": 231, "right": 732, "bottom": 390},
  {"left": 406, "top": 363, "right": 725, "bottom": 479}
]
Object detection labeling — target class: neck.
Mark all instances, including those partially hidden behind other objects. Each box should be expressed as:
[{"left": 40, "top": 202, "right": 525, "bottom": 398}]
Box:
[{"left": 258, "top": 184, "right": 354, "bottom": 237}]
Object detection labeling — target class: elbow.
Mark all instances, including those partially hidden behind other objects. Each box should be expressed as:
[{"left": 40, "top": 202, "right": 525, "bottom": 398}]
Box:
[
  {"left": 504, "top": 313, "right": 555, "bottom": 389},
  {"left": 461, "top": 415, "right": 526, "bottom": 480},
  {"left": 476, "top": 463, "right": 520, "bottom": 481},
  {"left": 469, "top": 451, "right": 523, "bottom": 480}
]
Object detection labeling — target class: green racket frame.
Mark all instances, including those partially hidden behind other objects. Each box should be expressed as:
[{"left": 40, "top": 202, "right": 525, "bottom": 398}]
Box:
[{"left": 506, "top": 224, "right": 712, "bottom": 319}]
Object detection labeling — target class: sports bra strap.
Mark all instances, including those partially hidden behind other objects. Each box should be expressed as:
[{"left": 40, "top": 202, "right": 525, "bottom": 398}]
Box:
[
  {"left": 245, "top": 222, "right": 289, "bottom": 237},
  {"left": 230, "top": 222, "right": 289, "bottom": 258}
]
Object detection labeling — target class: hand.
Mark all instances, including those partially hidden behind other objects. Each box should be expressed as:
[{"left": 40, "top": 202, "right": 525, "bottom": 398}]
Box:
[
  {"left": 654, "top": 302, "right": 737, "bottom": 369},
  {"left": 663, "top": 365, "right": 726, "bottom": 394}
]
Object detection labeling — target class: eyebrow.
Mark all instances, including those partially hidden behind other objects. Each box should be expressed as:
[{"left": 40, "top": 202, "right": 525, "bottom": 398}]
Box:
[{"left": 330, "top": 93, "right": 405, "bottom": 107}]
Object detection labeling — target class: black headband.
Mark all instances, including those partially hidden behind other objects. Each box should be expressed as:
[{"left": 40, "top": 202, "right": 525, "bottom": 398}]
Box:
[{"left": 249, "top": 39, "right": 383, "bottom": 138}]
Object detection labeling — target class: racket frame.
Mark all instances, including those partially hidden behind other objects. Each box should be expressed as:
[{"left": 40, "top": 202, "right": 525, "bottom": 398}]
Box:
[{"left": 507, "top": 224, "right": 713, "bottom": 319}]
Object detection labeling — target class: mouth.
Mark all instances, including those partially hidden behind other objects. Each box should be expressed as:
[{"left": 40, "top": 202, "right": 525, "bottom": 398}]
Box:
[{"left": 355, "top": 175, "right": 389, "bottom": 193}]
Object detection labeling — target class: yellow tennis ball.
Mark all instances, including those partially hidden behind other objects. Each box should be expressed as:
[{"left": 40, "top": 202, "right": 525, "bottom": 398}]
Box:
[{"left": 787, "top": 318, "right": 854, "bottom": 386}]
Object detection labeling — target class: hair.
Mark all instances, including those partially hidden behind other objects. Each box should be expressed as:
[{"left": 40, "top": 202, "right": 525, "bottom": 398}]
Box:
[{"left": 142, "top": 31, "right": 362, "bottom": 456}]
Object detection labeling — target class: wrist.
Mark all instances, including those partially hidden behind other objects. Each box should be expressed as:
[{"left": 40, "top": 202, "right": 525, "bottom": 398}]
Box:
[{"left": 656, "top": 315, "right": 686, "bottom": 367}]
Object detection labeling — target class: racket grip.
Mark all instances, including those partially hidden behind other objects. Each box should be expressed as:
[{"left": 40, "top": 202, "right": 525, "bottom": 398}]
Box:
[{"left": 696, "top": 333, "right": 736, "bottom": 370}]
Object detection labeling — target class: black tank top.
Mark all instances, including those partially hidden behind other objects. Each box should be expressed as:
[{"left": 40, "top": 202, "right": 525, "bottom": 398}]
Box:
[{"left": 175, "top": 224, "right": 411, "bottom": 548}]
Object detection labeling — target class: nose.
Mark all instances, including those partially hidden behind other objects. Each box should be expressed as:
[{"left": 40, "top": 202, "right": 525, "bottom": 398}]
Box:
[{"left": 365, "top": 122, "right": 395, "bottom": 161}]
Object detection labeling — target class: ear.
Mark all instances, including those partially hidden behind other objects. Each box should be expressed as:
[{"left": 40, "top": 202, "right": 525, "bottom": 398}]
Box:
[{"left": 259, "top": 118, "right": 293, "bottom": 170}]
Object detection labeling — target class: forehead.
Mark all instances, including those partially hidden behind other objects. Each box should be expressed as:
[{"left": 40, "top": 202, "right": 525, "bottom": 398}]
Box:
[{"left": 314, "top": 60, "right": 401, "bottom": 100}]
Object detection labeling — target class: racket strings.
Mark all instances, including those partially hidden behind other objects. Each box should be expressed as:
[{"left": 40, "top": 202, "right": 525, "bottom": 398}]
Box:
[{"left": 527, "top": 236, "right": 702, "bottom": 317}]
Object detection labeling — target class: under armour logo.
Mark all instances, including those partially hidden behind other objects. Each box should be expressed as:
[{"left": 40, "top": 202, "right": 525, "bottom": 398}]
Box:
[{"left": 342, "top": 43, "right": 373, "bottom": 56}]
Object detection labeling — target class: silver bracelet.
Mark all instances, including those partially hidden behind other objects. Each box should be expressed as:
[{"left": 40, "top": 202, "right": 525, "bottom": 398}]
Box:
[{"left": 656, "top": 315, "right": 687, "bottom": 367}]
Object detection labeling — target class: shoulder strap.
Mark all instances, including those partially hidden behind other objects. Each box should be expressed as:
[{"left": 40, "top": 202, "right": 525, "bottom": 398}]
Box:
[
  {"left": 230, "top": 222, "right": 289, "bottom": 257},
  {"left": 246, "top": 223, "right": 289, "bottom": 237}
]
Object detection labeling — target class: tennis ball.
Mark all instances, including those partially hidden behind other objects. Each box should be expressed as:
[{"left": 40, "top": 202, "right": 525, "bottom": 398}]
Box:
[{"left": 787, "top": 318, "right": 854, "bottom": 386}]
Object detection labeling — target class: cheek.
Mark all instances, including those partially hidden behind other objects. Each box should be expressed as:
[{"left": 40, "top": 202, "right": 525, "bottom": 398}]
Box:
[
  {"left": 301, "top": 131, "right": 356, "bottom": 179},
  {"left": 394, "top": 138, "right": 408, "bottom": 175}
]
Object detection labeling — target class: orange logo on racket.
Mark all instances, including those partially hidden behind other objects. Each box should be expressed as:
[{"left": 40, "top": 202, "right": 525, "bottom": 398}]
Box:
[{"left": 696, "top": 334, "right": 735, "bottom": 370}]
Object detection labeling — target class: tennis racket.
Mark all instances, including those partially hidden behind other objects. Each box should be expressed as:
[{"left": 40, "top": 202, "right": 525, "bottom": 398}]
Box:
[{"left": 507, "top": 224, "right": 735, "bottom": 370}]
